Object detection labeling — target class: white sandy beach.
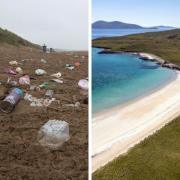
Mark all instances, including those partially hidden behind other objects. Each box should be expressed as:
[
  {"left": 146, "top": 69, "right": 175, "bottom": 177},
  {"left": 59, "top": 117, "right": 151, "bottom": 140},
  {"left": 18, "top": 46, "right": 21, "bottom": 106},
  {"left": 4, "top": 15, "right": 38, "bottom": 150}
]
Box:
[{"left": 92, "top": 71, "right": 180, "bottom": 172}]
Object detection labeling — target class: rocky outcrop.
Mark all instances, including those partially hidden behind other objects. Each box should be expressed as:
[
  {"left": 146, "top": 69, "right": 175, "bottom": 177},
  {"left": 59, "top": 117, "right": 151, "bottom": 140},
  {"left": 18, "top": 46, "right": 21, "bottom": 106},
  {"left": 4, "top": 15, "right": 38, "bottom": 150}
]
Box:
[{"left": 162, "top": 63, "right": 180, "bottom": 70}]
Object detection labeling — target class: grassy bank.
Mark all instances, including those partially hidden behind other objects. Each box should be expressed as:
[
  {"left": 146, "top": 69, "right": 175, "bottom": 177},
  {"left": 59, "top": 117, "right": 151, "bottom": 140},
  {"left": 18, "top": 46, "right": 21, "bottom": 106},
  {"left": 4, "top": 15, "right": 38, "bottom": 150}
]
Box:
[
  {"left": 92, "top": 29, "right": 180, "bottom": 65},
  {"left": 0, "top": 27, "right": 40, "bottom": 48},
  {"left": 93, "top": 115, "right": 180, "bottom": 180}
]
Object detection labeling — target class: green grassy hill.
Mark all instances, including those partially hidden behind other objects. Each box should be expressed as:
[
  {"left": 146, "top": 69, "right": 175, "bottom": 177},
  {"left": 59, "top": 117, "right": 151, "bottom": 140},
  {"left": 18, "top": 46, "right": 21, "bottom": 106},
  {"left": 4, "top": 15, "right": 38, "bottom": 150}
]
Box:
[
  {"left": 93, "top": 29, "right": 180, "bottom": 65},
  {"left": 0, "top": 27, "right": 40, "bottom": 48},
  {"left": 93, "top": 115, "right": 180, "bottom": 180}
]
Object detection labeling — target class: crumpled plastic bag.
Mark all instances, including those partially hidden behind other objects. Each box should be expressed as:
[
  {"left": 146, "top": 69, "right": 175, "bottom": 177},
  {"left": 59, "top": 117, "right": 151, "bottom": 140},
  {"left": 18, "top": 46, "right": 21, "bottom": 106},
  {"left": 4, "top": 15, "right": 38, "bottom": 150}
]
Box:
[{"left": 38, "top": 120, "right": 70, "bottom": 149}]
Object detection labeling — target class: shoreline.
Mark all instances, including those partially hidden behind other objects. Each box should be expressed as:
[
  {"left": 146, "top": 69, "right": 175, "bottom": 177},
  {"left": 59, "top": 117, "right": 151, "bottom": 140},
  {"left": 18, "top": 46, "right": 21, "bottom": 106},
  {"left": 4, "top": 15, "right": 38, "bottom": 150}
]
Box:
[
  {"left": 93, "top": 69, "right": 176, "bottom": 117},
  {"left": 92, "top": 71, "right": 180, "bottom": 172}
]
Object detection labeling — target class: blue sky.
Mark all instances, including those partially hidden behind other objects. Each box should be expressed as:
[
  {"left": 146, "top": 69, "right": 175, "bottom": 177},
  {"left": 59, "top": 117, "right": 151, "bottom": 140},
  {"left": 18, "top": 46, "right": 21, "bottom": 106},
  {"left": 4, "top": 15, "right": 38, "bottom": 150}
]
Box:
[{"left": 93, "top": 0, "right": 180, "bottom": 27}]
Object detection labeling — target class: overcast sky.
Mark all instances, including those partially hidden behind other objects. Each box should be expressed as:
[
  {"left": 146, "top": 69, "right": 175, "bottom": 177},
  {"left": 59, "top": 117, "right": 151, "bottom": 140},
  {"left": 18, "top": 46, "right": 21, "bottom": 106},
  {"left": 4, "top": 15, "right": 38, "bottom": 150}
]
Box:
[
  {"left": 0, "top": 0, "right": 88, "bottom": 50},
  {"left": 93, "top": 0, "right": 180, "bottom": 28}
]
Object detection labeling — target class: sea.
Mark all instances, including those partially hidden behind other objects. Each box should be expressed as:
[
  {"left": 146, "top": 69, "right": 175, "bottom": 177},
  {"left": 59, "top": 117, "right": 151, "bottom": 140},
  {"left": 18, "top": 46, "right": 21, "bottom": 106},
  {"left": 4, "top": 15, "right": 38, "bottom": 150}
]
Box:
[{"left": 92, "top": 28, "right": 176, "bottom": 113}]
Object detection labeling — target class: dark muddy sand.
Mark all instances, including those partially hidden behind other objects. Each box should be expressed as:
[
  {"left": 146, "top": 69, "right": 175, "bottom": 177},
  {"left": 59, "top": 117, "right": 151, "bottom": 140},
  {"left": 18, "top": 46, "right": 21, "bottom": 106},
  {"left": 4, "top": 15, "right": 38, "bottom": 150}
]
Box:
[{"left": 0, "top": 45, "right": 88, "bottom": 180}]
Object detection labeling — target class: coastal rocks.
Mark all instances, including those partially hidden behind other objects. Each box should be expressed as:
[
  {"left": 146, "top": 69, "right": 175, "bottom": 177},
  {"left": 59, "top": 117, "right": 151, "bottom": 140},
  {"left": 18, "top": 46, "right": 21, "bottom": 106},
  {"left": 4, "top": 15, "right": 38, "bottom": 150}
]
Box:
[{"left": 162, "top": 63, "right": 180, "bottom": 70}]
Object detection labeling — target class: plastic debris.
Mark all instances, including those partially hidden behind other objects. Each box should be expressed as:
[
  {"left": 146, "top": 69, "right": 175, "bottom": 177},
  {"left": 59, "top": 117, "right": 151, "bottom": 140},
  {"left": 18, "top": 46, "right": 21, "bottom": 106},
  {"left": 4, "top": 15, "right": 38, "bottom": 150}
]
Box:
[
  {"left": 16, "top": 67, "right": 23, "bottom": 74},
  {"left": 38, "top": 120, "right": 70, "bottom": 149},
  {"left": 66, "top": 66, "right": 74, "bottom": 70},
  {"left": 19, "top": 75, "right": 30, "bottom": 85},
  {"left": 45, "top": 90, "right": 54, "bottom": 98},
  {"left": 35, "top": 69, "right": 46, "bottom": 75},
  {"left": 39, "top": 82, "right": 48, "bottom": 89},
  {"left": 0, "top": 88, "right": 24, "bottom": 113},
  {"left": 24, "top": 93, "right": 56, "bottom": 107},
  {"left": 5, "top": 68, "right": 17, "bottom": 75},
  {"left": 9, "top": 61, "right": 18, "bottom": 66},
  {"left": 51, "top": 72, "right": 62, "bottom": 78},
  {"left": 41, "top": 59, "right": 47, "bottom": 63},
  {"left": 78, "top": 79, "right": 88, "bottom": 91},
  {"left": 64, "top": 101, "right": 80, "bottom": 108},
  {"left": 65, "top": 64, "right": 72, "bottom": 67},
  {"left": 50, "top": 79, "right": 63, "bottom": 84}
]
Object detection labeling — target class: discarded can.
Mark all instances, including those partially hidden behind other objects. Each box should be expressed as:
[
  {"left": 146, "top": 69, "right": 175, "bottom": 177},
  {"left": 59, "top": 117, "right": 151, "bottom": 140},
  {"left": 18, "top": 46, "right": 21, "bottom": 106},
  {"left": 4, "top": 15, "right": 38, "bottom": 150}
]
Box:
[{"left": 0, "top": 88, "right": 24, "bottom": 113}]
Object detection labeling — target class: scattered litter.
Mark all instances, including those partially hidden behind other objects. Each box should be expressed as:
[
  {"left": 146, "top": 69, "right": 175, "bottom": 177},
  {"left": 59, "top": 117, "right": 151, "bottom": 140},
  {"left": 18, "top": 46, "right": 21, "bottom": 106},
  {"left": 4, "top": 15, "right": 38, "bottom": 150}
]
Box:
[
  {"left": 35, "top": 69, "right": 46, "bottom": 75},
  {"left": 39, "top": 82, "right": 48, "bottom": 89},
  {"left": 66, "top": 66, "right": 74, "bottom": 70},
  {"left": 19, "top": 75, "right": 30, "bottom": 85},
  {"left": 51, "top": 72, "right": 62, "bottom": 78},
  {"left": 50, "top": 79, "right": 63, "bottom": 84},
  {"left": 5, "top": 68, "right": 17, "bottom": 75},
  {"left": 16, "top": 67, "right": 23, "bottom": 74},
  {"left": 0, "top": 88, "right": 24, "bottom": 113},
  {"left": 65, "top": 64, "right": 72, "bottom": 67},
  {"left": 41, "top": 59, "right": 47, "bottom": 63},
  {"left": 45, "top": 90, "right": 54, "bottom": 98},
  {"left": 64, "top": 101, "right": 80, "bottom": 108},
  {"left": 74, "top": 62, "right": 81, "bottom": 67},
  {"left": 9, "top": 61, "right": 18, "bottom": 66},
  {"left": 24, "top": 93, "right": 56, "bottom": 107},
  {"left": 38, "top": 120, "right": 70, "bottom": 149},
  {"left": 78, "top": 79, "right": 88, "bottom": 91},
  {"left": 7, "top": 77, "right": 18, "bottom": 86}
]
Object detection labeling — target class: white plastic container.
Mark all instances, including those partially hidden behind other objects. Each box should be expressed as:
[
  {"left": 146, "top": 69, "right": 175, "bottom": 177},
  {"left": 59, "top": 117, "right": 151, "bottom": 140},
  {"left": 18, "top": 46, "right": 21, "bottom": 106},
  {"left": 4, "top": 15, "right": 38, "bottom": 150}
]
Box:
[
  {"left": 38, "top": 120, "right": 70, "bottom": 149},
  {"left": 78, "top": 79, "right": 88, "bottom": 91}
]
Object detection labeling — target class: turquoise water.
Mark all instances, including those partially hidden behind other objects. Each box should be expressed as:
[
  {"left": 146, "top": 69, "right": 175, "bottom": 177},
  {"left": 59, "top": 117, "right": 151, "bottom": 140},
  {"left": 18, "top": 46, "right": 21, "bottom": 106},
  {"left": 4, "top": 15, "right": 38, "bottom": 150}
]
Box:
[
  {"left": 92, "top": 28, "right": 174, "bottom": 39},
  {"left": 92, "top": 48, "right": 176, "bottom": 113}
]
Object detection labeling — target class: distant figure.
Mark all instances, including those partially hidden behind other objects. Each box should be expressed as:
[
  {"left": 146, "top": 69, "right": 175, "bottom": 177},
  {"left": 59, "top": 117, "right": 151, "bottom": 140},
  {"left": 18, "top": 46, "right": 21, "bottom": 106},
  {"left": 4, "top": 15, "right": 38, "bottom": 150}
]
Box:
[
  {"left": 50, "top": 48, "right": 53, "bottom": 53},
  {"left": 42, "top": 44, "right": 47, "bottom": 53}
]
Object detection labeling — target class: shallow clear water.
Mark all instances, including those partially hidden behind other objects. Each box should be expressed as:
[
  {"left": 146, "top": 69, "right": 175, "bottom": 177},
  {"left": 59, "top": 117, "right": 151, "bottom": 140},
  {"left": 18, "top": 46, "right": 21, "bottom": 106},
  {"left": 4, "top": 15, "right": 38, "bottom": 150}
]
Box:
[
  {"left": 92, "top": 48, "right": 176, "bottom": 113},
  {"left": 92, "top": 28, "right": 173, "bottom": 39}
]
